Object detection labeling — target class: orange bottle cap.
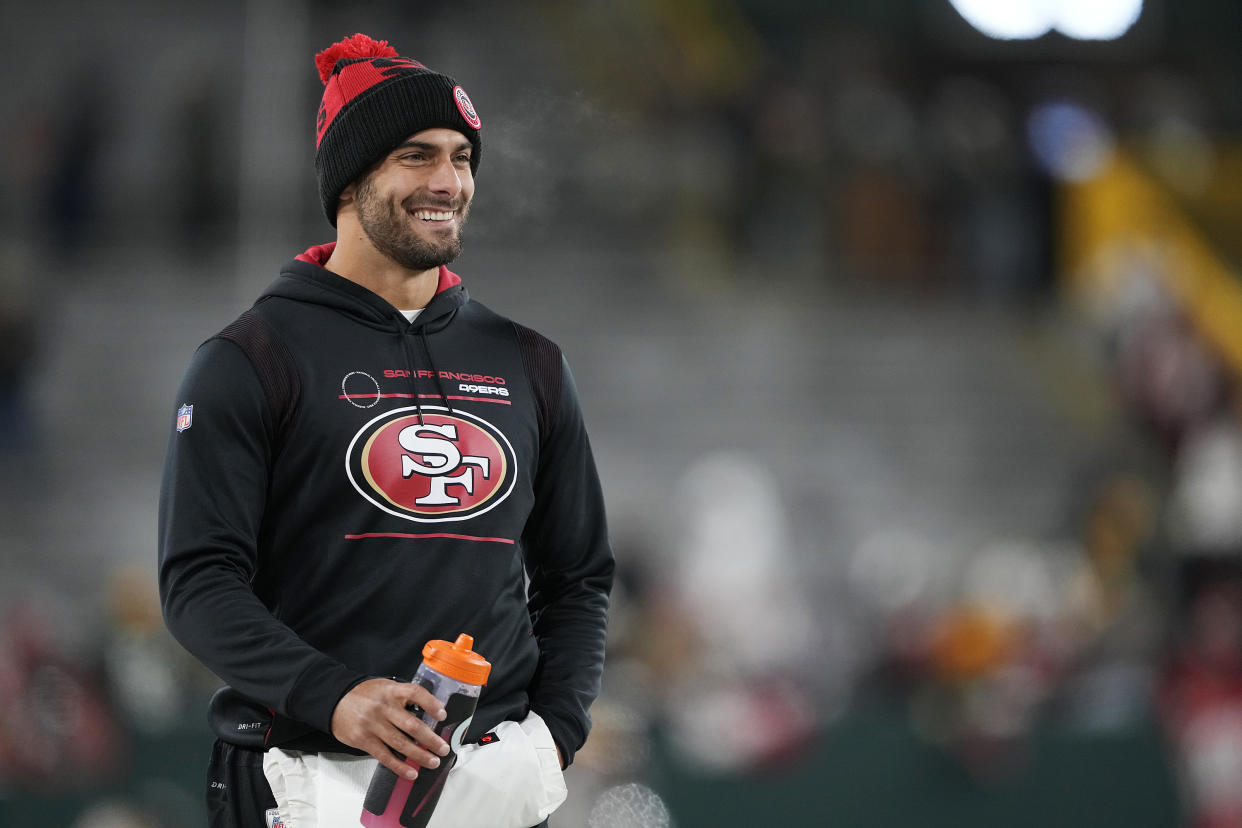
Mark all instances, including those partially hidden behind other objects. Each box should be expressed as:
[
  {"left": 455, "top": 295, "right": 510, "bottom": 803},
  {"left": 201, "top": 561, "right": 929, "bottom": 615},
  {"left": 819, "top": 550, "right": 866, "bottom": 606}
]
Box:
[{"left": 422, "top": 633, "right": 491, "bottom": 686}]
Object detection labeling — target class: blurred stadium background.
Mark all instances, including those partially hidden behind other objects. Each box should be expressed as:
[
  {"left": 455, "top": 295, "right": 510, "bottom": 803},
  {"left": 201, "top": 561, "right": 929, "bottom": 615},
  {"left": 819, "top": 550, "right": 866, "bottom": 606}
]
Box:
[{"left": 3, "top": 0, "right": 1242, "bottom": 825}]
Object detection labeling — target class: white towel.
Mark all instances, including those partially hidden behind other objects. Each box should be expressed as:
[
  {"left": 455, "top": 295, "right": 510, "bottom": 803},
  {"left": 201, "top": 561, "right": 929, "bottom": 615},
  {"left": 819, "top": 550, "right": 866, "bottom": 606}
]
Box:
[{"left": 263, "top": 711, "right": 568, "bottom": 828}]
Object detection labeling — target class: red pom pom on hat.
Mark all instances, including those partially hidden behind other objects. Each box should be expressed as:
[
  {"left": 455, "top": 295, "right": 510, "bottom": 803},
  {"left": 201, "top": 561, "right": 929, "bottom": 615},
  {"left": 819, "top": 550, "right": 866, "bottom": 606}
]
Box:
[{"left": 315, "top": 33, "right": 399, "bottom": 85}]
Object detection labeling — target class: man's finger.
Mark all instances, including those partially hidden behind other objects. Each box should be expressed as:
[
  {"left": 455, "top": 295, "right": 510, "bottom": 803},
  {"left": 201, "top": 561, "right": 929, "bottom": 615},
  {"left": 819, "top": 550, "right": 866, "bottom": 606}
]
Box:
[
  {"left": 382, "top": 724, "right": 444, "bottom": 769},
  {"left": 394, "top": 710, "right": 450, "bottom": 756},
  {"left": 394, "top": 683, "right": 447, "bottom": 721},
  {"left": 366, "top": 737, "right": 420, "bottom": 781}
]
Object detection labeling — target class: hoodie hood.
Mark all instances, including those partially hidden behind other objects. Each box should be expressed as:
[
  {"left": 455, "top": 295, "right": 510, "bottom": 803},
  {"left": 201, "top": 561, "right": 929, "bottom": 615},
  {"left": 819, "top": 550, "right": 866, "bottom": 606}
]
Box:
[{"left": 259, "top": 242, "right": 468, "bottom": 333}]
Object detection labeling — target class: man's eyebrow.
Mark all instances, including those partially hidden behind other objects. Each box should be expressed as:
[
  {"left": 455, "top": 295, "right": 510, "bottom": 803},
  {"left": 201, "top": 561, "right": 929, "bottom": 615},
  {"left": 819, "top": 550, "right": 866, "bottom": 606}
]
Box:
[{"left": 392, "top": 139, "right": 473, "bottom": 154}]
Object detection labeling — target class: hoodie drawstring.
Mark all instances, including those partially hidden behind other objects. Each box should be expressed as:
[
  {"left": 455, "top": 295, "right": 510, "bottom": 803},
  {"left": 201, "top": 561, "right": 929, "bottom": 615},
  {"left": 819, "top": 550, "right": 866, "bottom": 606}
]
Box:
[
  {"left": 400, "top": 324, "right": 454, "bottom": 421},
  {"left": 400, "top": 333, "right": 425, "bottom": 425},
  {"left": 418, "top": 331, "right": 454, "bottom": 415}
]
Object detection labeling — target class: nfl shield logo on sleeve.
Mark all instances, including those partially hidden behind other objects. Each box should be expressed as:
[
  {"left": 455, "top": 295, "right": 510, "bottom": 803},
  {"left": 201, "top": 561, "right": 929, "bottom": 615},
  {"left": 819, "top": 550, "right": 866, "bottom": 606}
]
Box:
[{"left": 176, "top": 404, "right": 194, "bottom": 432}]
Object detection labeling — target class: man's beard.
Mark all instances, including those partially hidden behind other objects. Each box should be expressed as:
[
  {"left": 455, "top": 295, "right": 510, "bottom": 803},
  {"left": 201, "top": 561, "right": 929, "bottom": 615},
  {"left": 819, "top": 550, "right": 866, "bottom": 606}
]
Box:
[{"left": 354, "top": 176, "right": 469, "bottom": 271}]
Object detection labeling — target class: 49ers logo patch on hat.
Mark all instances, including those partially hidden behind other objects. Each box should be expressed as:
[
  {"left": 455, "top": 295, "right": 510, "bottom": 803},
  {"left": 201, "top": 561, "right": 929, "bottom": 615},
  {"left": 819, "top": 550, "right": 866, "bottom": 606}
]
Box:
[
  {"left": 454, "top": 86, "right": 481, "bottom": 130},
  {"left": 347, "top": 407, "right": 514, "bottom": 522}
]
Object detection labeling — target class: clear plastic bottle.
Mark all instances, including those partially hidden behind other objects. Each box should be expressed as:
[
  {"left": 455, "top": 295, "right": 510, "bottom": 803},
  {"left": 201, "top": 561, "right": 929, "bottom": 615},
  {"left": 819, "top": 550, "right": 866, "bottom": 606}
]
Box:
[{"left": 360, "top": 633, "right": 491, "bottom": 828}]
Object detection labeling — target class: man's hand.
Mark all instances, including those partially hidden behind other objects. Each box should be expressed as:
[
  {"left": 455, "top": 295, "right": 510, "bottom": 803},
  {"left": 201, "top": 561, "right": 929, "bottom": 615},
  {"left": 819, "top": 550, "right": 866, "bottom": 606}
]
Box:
[{"left": 331, "top": 678, "right": 451, "bottom": 781}]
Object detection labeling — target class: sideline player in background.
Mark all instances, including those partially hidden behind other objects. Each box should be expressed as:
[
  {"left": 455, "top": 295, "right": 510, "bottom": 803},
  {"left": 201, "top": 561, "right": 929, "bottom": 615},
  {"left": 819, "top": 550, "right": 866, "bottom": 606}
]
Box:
[{"left": 158, "top": 33, "right": 613, "bottom": 828}]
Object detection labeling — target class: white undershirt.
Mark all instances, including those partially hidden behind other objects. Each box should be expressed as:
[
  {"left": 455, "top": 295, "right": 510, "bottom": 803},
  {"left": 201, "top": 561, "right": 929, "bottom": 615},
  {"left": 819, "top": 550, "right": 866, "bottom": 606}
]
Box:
[{"left": 400, "top": 308, "right": 423, "bottom": 323}]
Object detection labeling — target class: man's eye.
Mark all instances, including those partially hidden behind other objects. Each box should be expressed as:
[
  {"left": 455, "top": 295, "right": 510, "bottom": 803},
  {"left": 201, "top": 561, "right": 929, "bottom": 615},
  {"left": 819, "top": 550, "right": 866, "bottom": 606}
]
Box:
[{"left": 454, "top": 155, "right": 471, "bottom": 165}]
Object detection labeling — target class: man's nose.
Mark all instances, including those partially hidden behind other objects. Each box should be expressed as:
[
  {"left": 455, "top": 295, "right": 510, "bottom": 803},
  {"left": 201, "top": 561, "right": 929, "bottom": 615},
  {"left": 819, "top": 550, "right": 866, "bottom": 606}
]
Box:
[{"left": 427, "top": 156, "right": 462, "bottom": 198}]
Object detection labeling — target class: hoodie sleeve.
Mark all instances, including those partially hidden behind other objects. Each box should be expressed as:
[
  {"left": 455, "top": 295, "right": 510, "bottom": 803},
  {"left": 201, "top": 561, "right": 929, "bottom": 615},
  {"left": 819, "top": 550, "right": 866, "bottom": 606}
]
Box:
[
  {"left": 157, "top": 336, "right": 367, "bottom": 734},
  {"left": 521, "top": 356, "right": 615, "bottom": 767}
]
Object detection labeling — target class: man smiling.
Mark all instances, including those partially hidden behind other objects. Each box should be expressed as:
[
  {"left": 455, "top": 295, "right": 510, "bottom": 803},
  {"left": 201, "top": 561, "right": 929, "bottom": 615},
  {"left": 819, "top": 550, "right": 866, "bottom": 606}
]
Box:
[
  {"left": 159, "top": 34, "right": 613, "bottom": 828},
  {"left": 337, "top": 129, "right": 474, "bottom": 283}
]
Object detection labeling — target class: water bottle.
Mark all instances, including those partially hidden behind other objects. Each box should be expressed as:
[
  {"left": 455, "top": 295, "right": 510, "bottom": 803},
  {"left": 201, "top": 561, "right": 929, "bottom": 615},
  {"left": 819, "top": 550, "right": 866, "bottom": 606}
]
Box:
[{"left": 360, "top": 633, "right": 491, "bottom": 828}]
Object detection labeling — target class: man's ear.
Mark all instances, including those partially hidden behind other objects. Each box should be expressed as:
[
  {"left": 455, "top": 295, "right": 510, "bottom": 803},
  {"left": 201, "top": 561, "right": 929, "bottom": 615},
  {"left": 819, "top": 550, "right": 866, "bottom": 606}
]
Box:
[{"left": 338, "top": 183, "right": 356, "bottom": 206}]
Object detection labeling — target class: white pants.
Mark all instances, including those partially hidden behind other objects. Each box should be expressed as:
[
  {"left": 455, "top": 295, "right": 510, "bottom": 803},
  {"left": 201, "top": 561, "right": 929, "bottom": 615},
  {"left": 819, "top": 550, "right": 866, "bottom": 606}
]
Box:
[{"left": 262, "top": 711, "right": 567, "bottom": 828}]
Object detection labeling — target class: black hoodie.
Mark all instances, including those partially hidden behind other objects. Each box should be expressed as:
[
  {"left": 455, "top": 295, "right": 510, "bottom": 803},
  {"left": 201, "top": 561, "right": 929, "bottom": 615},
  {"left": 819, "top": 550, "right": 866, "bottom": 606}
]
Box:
[{"left": 158, "top": 243, "right": 613, "bottom": 764}]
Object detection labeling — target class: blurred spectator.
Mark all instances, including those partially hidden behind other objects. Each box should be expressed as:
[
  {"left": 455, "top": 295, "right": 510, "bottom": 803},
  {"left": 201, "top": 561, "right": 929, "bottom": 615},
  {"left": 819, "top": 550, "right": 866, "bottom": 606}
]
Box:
[
  {"left": 174, "top": 74, "right": 236, "bottom": 253},
  {"left": 926, "top": 75, "right": 1048, "bottom": 302},
  {"left": 1159, "top": 575, "right": 1242, "bottom": 828},
  {"left": 829, "top": 71, "right": 936, "bottom": 288},
  {"left": 1116, "top": 308, "right": 1228, "bottom": 456},
  {"left": 733, "top": 64, "right": 826, "bottom": 272},
  {"left": 0, "top": 600, "right": 124, "bottom": 791},
  {"left": 40, "top": 65, "right": 109, "bottom": 261},
  {"left": 1056, "top": 475, "right": 1164, "bottom": 730},
  {"left": 1169, "top": 394, "right": 1242, "bottom": 561},
  {"left": 657, "top": 451, "right": 819, "bottom": 773},
  {"left": 101, "top": 564, "right": 212, "bottom": 736}
]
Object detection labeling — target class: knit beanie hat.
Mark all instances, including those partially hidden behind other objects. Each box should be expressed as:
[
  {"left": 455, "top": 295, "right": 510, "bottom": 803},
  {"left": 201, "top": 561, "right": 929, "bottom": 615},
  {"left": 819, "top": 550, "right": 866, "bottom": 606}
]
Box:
[{"left": 313, "top": 33, "right": 483, "bottom": 226}]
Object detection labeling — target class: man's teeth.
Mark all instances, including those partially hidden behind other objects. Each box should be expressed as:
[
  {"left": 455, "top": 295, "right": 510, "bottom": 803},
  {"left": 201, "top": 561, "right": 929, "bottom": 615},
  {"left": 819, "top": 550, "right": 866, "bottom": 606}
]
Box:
[{"left": 414, "top": 210, "right": 454, "bottom": 221}]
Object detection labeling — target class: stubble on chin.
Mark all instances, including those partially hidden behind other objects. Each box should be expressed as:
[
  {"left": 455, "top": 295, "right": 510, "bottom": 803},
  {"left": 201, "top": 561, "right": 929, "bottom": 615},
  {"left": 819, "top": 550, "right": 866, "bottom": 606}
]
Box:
[{"left": 355, "top": 181, "right": 469, "bottom": 272}]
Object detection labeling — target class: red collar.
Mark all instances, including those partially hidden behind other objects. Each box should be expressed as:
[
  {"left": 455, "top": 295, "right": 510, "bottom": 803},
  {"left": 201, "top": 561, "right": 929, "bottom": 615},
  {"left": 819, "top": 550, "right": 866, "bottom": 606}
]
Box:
[{"left": 294, "top": 242, "right": 462, "bottom": 293}]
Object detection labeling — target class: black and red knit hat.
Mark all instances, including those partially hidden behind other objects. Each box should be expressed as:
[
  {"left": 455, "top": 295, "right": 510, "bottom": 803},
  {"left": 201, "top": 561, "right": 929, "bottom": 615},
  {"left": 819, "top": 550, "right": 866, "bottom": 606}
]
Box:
[{"left": 313, "top": 33, "right": 482, "bottom": 226}]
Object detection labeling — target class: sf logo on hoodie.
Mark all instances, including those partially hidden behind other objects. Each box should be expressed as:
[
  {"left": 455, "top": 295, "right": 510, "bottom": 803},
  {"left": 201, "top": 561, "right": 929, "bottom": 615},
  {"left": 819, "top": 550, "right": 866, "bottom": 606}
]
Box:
[{"left": 347, "top": 407, "right": 516, "bottom": 522}]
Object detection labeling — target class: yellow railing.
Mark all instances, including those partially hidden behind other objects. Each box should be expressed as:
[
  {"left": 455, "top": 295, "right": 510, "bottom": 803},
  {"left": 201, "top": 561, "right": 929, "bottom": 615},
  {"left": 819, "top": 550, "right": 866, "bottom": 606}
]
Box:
[{"left": 1060, "top": 149, "right": 1242, "bottom": 378}]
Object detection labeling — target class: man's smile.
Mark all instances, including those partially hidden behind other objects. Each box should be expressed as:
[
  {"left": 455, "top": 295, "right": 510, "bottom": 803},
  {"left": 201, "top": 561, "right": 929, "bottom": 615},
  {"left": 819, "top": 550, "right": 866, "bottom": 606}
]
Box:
[{"left": 412, "top": 209, "right": 456, "bottom": 222}]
